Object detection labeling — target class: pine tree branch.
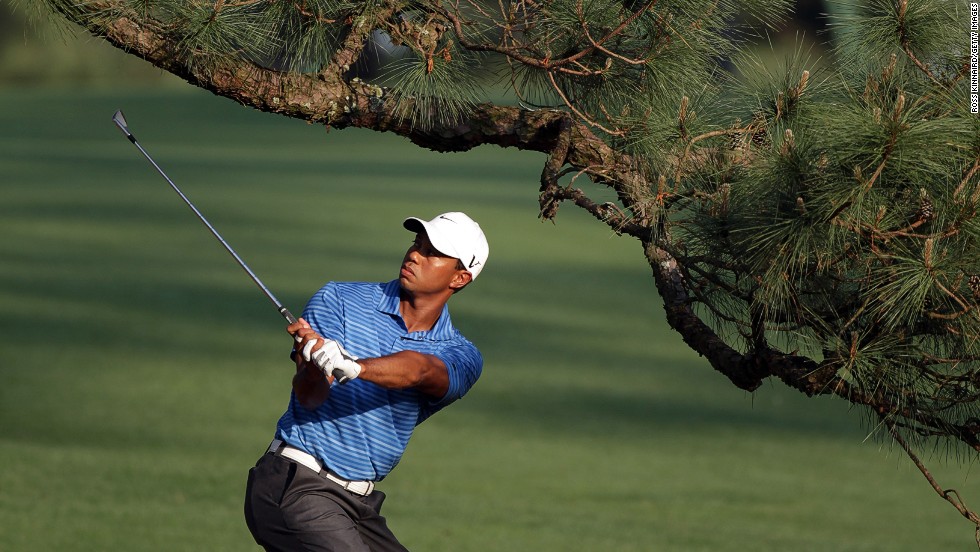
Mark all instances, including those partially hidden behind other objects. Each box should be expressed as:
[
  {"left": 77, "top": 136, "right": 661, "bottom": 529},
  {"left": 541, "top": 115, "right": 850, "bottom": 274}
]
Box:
[
  {"left": 323, "top": 9, "right": 375, "bottom": 78},
  {"left": 539, "top": 117, "right": 575, "bottom": 220},
  {"left": 643, "top": 242, "right": 772, "bottom": 391}
]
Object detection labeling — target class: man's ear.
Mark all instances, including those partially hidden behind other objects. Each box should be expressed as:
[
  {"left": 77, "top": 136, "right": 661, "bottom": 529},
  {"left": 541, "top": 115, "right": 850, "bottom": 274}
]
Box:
[{"left": 450, "top": 270, "right": 473, "bottom": 291}]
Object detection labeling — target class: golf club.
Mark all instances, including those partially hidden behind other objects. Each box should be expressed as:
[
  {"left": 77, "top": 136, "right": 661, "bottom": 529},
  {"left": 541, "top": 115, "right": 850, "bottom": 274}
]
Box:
[{"left": 111, "top": 109, "right": 299, "bottom": 326}]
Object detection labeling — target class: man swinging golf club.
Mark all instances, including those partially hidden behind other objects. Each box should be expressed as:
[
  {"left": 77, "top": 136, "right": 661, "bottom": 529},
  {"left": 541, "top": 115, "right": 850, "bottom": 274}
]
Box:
[{"left": 245, "top": 212, "right": 489, "bottom": 551}]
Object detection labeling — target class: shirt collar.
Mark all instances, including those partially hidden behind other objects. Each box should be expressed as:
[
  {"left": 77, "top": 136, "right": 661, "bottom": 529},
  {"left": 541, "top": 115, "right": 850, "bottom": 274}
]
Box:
[{"left": 378, "top": 280, "right": 456, "bottom": 341}]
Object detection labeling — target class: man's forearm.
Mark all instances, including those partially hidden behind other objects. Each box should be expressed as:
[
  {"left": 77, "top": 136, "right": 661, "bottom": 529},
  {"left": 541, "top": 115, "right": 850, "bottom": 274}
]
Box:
[
  {"left": 293, "top": 346, "right": 449, "bottom": 402},
  {"left": 358, "top": 351, "right": 449, "bottom": 398}
]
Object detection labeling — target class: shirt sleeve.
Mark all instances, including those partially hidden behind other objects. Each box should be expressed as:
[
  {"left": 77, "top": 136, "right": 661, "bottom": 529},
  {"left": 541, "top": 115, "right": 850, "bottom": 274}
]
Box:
[
  {"left": 420, "top": 338, "right": 483, "bottom": 421},
  {"left": 302, "top": 282, "right": 347, "bottom": 343}
]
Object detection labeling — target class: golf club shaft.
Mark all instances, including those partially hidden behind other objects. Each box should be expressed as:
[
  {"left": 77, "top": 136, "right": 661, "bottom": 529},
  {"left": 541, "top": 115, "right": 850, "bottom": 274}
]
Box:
[{"left": 112, "top": 110, "right": 298, "bottom": 326}]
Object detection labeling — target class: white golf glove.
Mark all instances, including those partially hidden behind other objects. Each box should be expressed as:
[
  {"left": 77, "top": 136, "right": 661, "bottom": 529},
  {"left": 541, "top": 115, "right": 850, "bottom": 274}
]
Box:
[{"left": 309, "top": 339, "right": 361, "bottom": 384}]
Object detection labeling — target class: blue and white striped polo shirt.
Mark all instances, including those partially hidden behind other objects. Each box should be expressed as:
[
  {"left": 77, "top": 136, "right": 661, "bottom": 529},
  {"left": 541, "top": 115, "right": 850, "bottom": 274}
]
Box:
[{"left": 274, "top": 280, "right": 483, "bottom": 481}]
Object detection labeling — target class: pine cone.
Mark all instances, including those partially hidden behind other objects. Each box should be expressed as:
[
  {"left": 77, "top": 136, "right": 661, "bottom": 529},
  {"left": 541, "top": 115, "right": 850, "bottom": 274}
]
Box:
[
  {"left": 748, "top": 112, "right": 770, "bottom": 148},
  {"left": 727, "top": 119, "right": 743, "bottom": 151},
  {"left": 917, "top": 188, "right": 934, "bottom": 222},
  {"left": 969, "top": 275, "right": 980, "bottom": 300},
  {"left": 728, "top": 132, "right": 742, "bottom": 151}
]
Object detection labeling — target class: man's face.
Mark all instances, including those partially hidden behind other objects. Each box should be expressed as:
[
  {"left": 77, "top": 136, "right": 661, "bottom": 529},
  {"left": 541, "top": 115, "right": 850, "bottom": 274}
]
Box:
[{"left": 399, "top": 232, "right": 468, "bottom": 296}]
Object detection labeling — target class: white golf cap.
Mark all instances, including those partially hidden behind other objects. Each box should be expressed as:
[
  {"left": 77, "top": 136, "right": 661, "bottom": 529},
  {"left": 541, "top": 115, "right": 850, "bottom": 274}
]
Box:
[{"left": 403, "top": 212, "right": 489, "bottom": 280}]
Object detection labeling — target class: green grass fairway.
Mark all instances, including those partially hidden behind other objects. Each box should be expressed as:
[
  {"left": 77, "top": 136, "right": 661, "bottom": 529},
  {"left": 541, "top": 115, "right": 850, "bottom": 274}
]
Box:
[{"left": 1, "top": 87, "right": 978, "bottom": 551}]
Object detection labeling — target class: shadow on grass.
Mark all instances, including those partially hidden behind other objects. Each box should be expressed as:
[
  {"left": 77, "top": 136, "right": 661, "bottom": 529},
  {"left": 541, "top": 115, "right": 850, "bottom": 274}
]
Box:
[{"left": 464, "top": 381, "right": 866, "bottom": 443}]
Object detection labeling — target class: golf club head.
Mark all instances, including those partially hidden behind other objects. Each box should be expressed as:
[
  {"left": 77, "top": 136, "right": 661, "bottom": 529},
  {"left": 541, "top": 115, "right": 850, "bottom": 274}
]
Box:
[{"left": 112, "top": 110, "right": 136, "bottom": 142}]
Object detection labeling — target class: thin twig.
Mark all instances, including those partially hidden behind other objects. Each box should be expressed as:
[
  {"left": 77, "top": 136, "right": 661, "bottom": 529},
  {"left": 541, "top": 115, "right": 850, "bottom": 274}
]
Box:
[
  {"left": 577, "top": 1, "right": 653, "bottom": 66},
  {"left": 895, "top": 0, "right": 941, "bottom": 85},
  {"left": 546, "top": 70, "right": 624, "bottom": 135},
  {"left": 441, "top": 0, "right": 655, "bottom": 75},
  {"left": 674, "top": 128, "right": 741, "bottom": 183},
  {"left": 954, "top": 157, "right": 980, "bottom": 201},
  {"left": 883, "top": 415, "right": 980, "bottom": 537}
]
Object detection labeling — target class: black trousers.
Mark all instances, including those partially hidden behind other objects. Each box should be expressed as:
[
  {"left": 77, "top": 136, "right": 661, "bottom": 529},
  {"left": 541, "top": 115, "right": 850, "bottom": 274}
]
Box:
[{"left": 245, "top": 452, "right": 409, "bottom": 552}]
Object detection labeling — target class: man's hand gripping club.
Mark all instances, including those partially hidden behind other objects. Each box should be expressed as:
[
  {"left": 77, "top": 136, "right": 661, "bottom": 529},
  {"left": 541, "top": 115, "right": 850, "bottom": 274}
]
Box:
[{"left": 289, "top": 319, "right": 362, "bottom": 384}]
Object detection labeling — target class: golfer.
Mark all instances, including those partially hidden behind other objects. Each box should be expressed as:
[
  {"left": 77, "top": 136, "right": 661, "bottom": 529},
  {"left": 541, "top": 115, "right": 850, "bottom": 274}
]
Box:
[{"left": 244, "top": 212, "right": 489, "bottom": 551}]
